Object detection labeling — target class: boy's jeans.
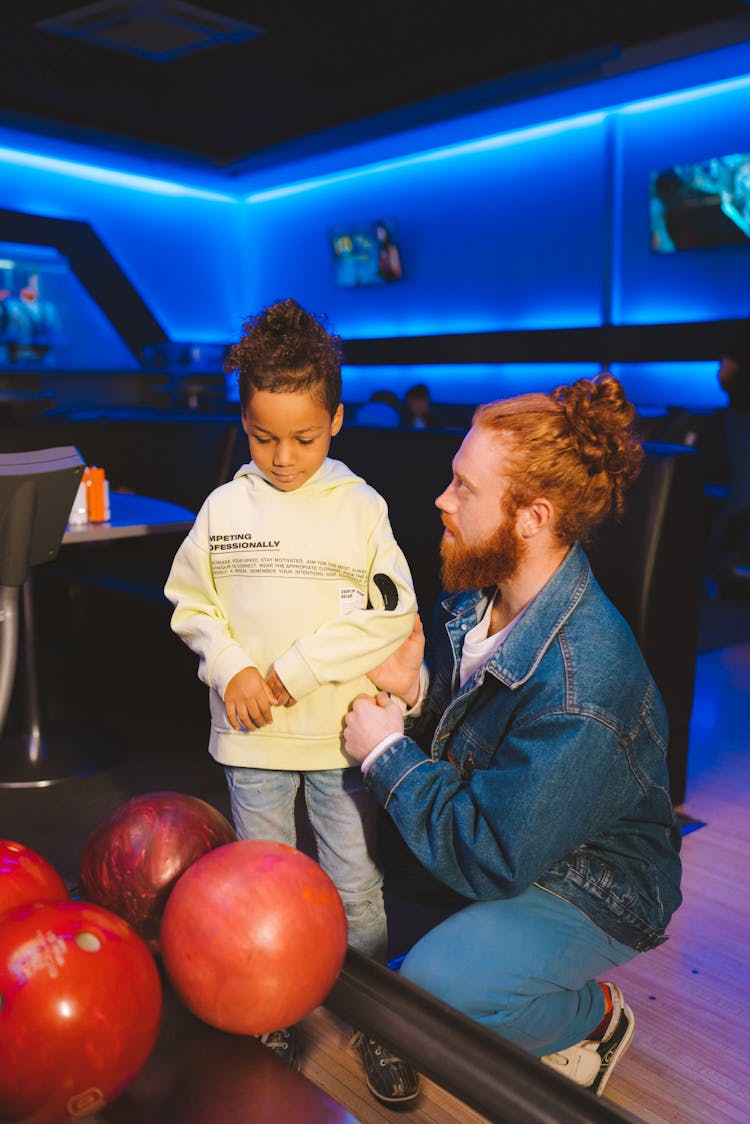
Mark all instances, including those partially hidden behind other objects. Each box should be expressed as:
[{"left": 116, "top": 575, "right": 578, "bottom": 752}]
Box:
[{"left": 225, "top": 765, "right": 387, "bottom": 963}]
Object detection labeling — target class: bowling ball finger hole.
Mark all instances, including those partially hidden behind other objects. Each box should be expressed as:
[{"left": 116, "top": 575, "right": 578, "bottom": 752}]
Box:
[{"left": 75, "top": 932, "right": 102, "bottom": 953}]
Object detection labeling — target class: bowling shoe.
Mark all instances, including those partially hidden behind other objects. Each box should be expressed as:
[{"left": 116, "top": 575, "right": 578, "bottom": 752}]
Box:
[
  {"left": 540, "top": 982, "right": 635, "bottom": 1095},
  {"left": 351, "top": 1031, "right": 420, "bottom": 1104},
  {"left": 257, "top": 1026, "right": 301, "bottom": 1070}
]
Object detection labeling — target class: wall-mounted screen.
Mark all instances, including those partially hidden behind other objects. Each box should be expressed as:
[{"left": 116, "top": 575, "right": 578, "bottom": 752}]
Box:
[
  {"left": 330, "top": 219, "right": 403, "bottom": 287},
  {"left": 649, "top": 152, "right": 750, "bottom": 253}
]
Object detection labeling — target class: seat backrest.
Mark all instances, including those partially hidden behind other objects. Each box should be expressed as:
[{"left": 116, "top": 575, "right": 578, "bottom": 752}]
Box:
[
  {"left": 583, "top": 441, "right": 704, "bottom": 804},
  {"left": 0, "top": 447, "right": 84, "bottom": 586},
  {"left": 0, "top": 447, "right": 84, "bottom": 736}
]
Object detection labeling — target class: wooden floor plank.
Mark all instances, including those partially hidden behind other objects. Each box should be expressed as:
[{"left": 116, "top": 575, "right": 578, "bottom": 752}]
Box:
[{"left": 298, "top": 1006, "right": 492, "bottom": 1123}]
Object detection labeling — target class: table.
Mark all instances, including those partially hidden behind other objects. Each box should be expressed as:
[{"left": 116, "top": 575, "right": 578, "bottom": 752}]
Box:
[
  {"left": 62, "top": 492, "right": 195, "bottom": 546},
  {"left": 0, "top": 492, "right": 195, "bottom": 789}
]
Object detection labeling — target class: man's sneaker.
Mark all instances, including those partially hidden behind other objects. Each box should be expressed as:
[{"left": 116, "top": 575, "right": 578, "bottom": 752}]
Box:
[
  {"left": 351, "top": 1031, "right": 421, "bottom": 1104},
  {"left": 256, "top": 1026, "right": 301, "bottom": 1070},
  {"left": 540, "top": 982, "right": 635, "bottom": 1096}
]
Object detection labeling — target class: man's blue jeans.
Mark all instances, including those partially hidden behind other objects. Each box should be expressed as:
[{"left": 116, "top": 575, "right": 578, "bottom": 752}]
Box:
[
  {"left": 400, "top": 884, "right": 637, "bottom": 1055},
  {"left": 224, "top": 765, "right": 387, "bottom": 962}
]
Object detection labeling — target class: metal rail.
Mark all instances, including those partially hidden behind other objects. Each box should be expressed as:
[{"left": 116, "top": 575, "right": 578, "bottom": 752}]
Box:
[{"left": 326, "top": 948, "right": 642, "bottom": 1124}]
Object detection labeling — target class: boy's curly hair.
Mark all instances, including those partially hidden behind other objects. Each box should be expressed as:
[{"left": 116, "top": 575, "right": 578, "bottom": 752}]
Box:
[{"left": 225, "top": 298, "right": 343, "bottom": 416}]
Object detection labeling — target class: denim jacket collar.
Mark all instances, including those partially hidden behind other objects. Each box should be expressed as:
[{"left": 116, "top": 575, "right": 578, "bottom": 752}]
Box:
[{"left": 441, "top": 542, "right": 591, "bottom": 689}]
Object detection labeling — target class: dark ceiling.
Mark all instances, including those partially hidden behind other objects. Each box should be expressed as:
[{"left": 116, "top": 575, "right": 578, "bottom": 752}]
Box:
[{"left": 2, "top": 1, "right": 749, "bottom": 169}]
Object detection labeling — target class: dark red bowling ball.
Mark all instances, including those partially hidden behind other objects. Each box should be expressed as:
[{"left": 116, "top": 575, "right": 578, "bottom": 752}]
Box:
[
  {"left": 0, "top": 839, "right": 69, "bottom": 920},
  {"left": 0, "top": 898, "right": 162, "bottom": 1124},
  {"left": 79, "top": 791, "right": 236, "bottom": 950},
  {"left": 160, "top": 840, "right": 348, "bottom": 1035}
]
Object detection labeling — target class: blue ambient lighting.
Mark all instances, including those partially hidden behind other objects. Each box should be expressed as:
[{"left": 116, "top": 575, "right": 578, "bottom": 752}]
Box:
[
  {"left": 245, "top": 113, "right": 606, "bottom": 203},
  {"left": 0, "top": 145, "right": 236, "bottom": 202},
  {"left": 609, "top": 363, "right": 724, "bottom": 409},
  {"left": 618, "top": 71, "right": 750, "bottom": 116},
  {"left": 341, "top": 364, "right": 603, "bottom": 405}
]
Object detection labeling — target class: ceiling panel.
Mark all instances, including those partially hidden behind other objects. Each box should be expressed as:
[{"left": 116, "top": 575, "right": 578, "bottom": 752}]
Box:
[{"left": 0, "top": 1, "right": 747, "bottom": 166}]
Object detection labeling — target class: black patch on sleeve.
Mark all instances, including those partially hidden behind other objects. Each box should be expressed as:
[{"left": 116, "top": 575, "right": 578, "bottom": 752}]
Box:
[{"left": 373, "top": 572, "right": 399, "bottom": 611}]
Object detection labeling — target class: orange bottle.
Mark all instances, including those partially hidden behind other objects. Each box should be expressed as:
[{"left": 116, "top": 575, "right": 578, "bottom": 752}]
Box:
[{"left": 84, "top": 466, "right": 107, "bottom": 522}]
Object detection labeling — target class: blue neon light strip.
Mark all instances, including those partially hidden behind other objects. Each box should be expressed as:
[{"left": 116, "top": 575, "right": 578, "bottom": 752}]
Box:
[
  {"left": 245, "top": 113, "right": 606, "bottom": 202},
  {"left": 618, "top": 71, "right": 750, "bottom": 115},
  {"left": 0, "top": 145, "right": 236, "bottom": 202},
  {"left": 245, "top": 65, "right": 750, "bottom": 205}
]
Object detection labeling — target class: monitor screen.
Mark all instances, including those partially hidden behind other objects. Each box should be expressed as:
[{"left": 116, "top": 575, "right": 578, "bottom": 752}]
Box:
[
  {"left": 649, "top": 152, "right": 750, "bottom": 253},
  {"left": 330, "top": 219, "right": 403, "bottom": 287}
]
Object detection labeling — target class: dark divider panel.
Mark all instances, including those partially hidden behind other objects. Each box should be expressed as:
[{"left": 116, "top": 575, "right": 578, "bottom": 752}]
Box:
[
  {"left": 327, "top": 430, "right": 700, "bottom": 812},
  {"left": 328, "top": 428, "right": 701, "bottom": 806},
  {"left": 587, "top": 442, "right": 704, "bottom": 806},
  {"left": 0, "top": 418, "right": 239, "bottom": 513},
  {"left": 6, "top": 422, "right": 699, "bottom": 806},
  {"left": 330, "top": 426, "right": 464, "bottom": 625}
]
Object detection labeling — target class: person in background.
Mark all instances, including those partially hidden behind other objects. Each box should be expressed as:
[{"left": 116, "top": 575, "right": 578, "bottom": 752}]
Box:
[
  {"left": 165, "top": 298, "right": 420, "bottom": 1105},
  {"left": 404, "top": 382, "right": 434, "bottom": 428},
  {"left": 376, "top": 221, "right": 403, "bottom": 282},
  {"left": 353, "top": 388, "right": 402, "bottom": 427},
  {"left": 343, "top": 374, "right": 682, "bottom": 1098}
]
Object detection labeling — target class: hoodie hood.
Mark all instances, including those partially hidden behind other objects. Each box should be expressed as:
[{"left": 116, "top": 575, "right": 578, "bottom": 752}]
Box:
[{"left": 234, "top": 456, "right": 363, "bottom": 497}]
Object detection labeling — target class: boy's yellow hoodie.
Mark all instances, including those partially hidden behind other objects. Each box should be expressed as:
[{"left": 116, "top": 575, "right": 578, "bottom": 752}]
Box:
[{"left": 164, "top": 457, "right": 417, "bottom": 770}]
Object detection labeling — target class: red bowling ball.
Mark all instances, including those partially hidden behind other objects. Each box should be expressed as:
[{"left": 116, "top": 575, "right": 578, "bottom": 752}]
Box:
[
  {"left": 79, "top": 790, "right": 236, "bottom": 949},
  {"left": 0, "top": 898, "right": 162, "bottom": 1124},
  {"left": 160, "top": 840, "right": 348, "bottom": 1035},
  {"left": 0, "top": 839, "right": 69, "bottom": 920}
]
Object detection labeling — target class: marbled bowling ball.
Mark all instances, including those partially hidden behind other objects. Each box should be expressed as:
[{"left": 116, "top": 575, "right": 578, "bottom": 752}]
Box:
[
  {"left": 161, "top": 840, "right": 348, "bottom": 1035},
  {"left": 0, "top": 839, "right": 69, "bottom": 920},
  {"left": 79, "top": 791, "right": 236, "bottom": 950}
]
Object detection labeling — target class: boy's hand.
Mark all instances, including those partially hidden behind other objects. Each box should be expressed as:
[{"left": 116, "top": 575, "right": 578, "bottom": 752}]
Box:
[
  {"left": 224, "top": 667, "right": 278, "bottom": 730},
  {"left": 266, "top": 666, "right": 296, "bottom": 708},
  {"left": 367, "top": 614, "right": 425, "bottom": 707}
]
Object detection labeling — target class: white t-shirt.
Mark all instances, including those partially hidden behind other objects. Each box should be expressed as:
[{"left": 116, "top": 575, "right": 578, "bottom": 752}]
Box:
[
  {"left": 361, "top": 594, "right": 527, "bottom": 773},
  {"left": 459, "top": 594, "right": 525, "bottom": 685}
]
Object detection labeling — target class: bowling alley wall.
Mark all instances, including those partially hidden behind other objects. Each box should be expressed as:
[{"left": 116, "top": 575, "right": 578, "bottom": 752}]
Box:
[{"left": 1, "top": 35, "right": 750, "bottom": 413}]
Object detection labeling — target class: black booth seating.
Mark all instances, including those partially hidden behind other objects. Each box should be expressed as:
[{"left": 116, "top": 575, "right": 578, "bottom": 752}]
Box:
[
  {"left": 585, "top": 442, "right": 704, "bottom": 807},
  {"left": 1, "top": 419, "right": 703, "bottom": 804},
  {"left": 324, "top": 427, "right": 703, "bottom": 806}
]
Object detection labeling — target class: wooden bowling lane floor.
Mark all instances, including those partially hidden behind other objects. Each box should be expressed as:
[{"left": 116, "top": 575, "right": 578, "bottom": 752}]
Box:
[{"left": 298, "top": 1006, "right": 492, "bottom": 1124}]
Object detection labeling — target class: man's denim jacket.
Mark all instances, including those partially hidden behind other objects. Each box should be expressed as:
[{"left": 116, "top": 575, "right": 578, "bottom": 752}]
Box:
[{"left": 366, "top": 542, "right": 682, "bottom": 952}]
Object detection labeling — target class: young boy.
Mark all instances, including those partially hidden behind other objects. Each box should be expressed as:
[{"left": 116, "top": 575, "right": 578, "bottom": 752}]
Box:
[{"left": 164, "top": 298, "right": 420, "bottom": 1104}]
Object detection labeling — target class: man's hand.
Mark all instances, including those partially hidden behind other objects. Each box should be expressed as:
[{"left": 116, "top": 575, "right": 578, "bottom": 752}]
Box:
[
  {"left": 344, "top": 691, "right": 404, "bottom": 764},
  {"left": 224, "top": 666, "right": 278, "bottom": 730},
  {"left": 266, "top": 666, "right": 296, "bottom": 708},
  {"left": 367, "top": 614, "right": 425, "bottom": 706}
]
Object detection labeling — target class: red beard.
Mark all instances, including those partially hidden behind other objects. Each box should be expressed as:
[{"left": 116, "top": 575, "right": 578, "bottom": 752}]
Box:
[{"left": 440, "top": 518, "right": 527, "bottom": 592}]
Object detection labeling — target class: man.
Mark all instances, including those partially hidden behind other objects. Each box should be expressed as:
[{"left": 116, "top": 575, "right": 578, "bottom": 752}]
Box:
[{"left": 344, "top": 374, "right": 683, "bottom": 1097}]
